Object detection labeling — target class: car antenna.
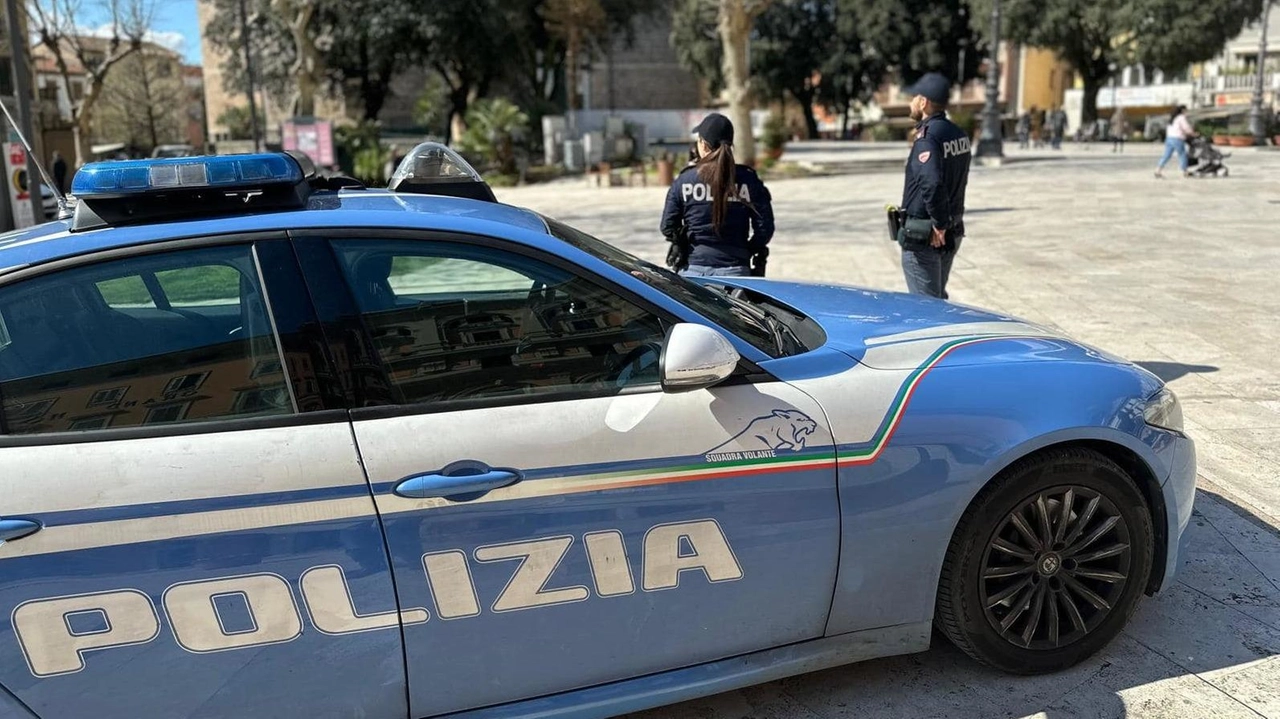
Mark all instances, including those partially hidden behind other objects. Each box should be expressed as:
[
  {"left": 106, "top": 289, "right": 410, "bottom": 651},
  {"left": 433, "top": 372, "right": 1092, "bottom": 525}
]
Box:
[{"left": 0, "top": 97, "right": 71, "bottom": 220}]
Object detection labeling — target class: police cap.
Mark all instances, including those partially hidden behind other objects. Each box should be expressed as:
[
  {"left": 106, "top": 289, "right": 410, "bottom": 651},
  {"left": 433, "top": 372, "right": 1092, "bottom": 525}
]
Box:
[
  {"left": 904, "top": 72, "right": 951, "bottom": 106},
  {"left": 692, "top": 113, "right": 734, "bottom": 149}
]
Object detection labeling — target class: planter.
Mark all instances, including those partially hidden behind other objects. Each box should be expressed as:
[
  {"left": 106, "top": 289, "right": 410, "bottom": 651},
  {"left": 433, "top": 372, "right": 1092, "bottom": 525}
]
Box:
[
  {"left": 1212, "top": 134, "right": 1231, "bottom": 145},
  {"left": 656, "top": 159, "right": 674, "bottom": 186},
  {"left": 1228, "top": 136, "right": 1255, "bottom": 147},
  {"left": 764, "top": 146, "right": 785, "bottom": 161},
  {"left": 1272, "top": 135, "right": 1280, "bottom": 147}
]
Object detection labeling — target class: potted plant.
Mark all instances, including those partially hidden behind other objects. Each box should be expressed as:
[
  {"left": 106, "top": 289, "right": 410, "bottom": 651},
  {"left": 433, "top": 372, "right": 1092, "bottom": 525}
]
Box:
[
  {"left": 1227, "top": 129, "right": 1256, "bottom": 147},
  {"left": 655, "top": 150, "right": 675, "bottom": 186},
  {"left": 761, "top": 112, "right": 787, "bottom": 161}
]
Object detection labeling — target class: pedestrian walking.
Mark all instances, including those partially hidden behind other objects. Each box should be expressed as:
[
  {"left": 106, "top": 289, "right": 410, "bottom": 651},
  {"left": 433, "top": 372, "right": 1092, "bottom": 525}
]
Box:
[
  {"left": 660, "top": 113, "right": 774, "bottom": 278},
  {"left": 1110, "top": 108, "right": 1130, "bottom": 153},
  {"left": 1031, "top": 106, "right": 1046, "bottom": 148},
  {"left": 1016, "top": 111, "right": 1031, "bottom": 150},
  {"left": 1156, "top": 105, "right": 1196, "bottom": 179},
  {"left": 1049, "top": 107, "right": 1068, "bottom": 150},
  {"left": 897, "top": 73, "right": 971, "bottom": 300},
  {"left": 51, "top": 151, "right": 67, "bottom": 194}
]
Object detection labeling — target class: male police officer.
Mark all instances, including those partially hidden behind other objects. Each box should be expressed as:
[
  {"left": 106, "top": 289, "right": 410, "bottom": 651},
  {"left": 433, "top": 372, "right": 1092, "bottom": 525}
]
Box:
[{"left": 899, "top": 72, "right": 971, "bottom": 299}]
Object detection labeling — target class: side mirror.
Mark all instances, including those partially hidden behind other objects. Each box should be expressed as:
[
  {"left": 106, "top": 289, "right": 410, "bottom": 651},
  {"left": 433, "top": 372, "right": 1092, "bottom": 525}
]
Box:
[{"left": 660, "top": 323, "right": 740, "bottom": 392}]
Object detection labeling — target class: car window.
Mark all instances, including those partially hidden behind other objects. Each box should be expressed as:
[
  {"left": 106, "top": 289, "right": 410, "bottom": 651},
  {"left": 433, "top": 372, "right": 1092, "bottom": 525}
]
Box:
[
  {"left": 332, "top": 239, "right": 668, "bottom": 405},
  {"left": 155, "top": 264, "right": 242, "bottom": 307},
  {"left": 543, "top": 217, "right": 782, "bottom": 357},
  {"left": 0, "top": 245, "right": 295, "bottom": 435}
]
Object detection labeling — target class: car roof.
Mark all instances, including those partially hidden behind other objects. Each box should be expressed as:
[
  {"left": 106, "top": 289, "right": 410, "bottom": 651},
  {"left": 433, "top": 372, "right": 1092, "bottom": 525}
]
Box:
[{"left": 0, "top": 190, "right": 552, "bottom": 276}]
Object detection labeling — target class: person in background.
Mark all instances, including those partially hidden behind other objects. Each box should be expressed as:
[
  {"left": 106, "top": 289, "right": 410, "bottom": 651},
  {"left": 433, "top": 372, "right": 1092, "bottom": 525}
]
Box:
[
  {"left": 51, "top": 151, "right": 67, "bottom": 194},
  {"left": 660, "top": 113, "right": 774, "bottom": 278},
  {"left": 898, "top": 72, "right": 972, "bottom": 300},
  {"left": 1156, "top": 105, "right": 1196, "bottom": 179},
  {"left": 1049, "top": 106, "right": 1068, "bottom": 150},
  {"left": 1110, "top": 108, "right": 1131, "bottom": 153},
  {"left": 1016, "top": 111, "right": 1032, "bottom": 149},
  {"left": 1031, "top": 106, "right": 1046, "bottom": 148}
]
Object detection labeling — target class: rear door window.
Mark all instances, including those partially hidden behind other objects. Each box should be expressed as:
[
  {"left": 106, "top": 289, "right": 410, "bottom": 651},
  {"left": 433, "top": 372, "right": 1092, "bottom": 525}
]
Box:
[{"left": 0, "top": 244, "right": 295, "bottom": 435}]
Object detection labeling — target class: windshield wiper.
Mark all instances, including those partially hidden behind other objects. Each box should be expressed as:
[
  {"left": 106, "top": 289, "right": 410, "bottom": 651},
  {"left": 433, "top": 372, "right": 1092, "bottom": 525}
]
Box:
[{"left": 718, "top": 288, "right": 791, "bottom": 356}]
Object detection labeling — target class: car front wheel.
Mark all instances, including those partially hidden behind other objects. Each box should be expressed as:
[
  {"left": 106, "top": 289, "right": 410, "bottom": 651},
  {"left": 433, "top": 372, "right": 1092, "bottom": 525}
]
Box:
[{"left": 935, "top": 447, "right": 1154, "bottom": 674}]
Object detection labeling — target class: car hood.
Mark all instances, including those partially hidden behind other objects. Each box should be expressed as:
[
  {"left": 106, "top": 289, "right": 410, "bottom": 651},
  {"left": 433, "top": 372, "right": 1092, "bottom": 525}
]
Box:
[{"left": 703, "top": 278, "right": 1128, "bottom": 370}]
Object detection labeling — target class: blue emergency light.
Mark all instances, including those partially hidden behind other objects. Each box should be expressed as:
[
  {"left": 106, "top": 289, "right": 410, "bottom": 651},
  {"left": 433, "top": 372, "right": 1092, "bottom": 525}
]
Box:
[
  {"left": 71, "top": 154, "right": 304, "bottom": 198},
  {"left": 69, "top": 153, "right": 315, "bottom": 232}
]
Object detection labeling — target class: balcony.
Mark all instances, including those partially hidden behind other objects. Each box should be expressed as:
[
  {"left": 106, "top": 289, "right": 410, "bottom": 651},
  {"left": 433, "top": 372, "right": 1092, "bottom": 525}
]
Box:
[{"left": 1196, "top": 73, "right": 1280, "bottom": 93}]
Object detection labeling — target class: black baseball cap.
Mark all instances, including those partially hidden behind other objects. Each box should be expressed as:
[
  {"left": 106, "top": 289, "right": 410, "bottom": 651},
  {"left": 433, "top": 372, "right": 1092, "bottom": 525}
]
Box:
[
  {"left": 904, "top": 72, "right": 952, "bottom": 105},
  {"left": 692, "top": 113, "right": 734, "bottom": 148}
]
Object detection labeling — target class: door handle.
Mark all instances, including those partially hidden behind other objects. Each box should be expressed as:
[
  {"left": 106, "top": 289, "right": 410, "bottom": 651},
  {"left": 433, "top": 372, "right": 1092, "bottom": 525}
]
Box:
[
  {"left": 0, "top": 519, "right": 41, "bottom": 544},
  {"left": 394, "top": 462, "right": 522, "bottom": 500}
]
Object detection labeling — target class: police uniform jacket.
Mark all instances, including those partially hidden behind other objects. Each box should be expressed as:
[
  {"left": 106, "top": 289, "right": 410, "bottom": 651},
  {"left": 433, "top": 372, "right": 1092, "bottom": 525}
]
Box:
[
  {"left": 660, "top": 164, "right": 774, "bottom": 268},
  {"left": 902, "top": 113, "right": 971, "bottom": 241}
]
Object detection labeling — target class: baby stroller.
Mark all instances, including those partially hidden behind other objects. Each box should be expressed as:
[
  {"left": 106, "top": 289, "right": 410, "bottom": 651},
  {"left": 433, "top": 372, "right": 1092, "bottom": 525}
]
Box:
[{"left": 1188, "top": 137, "right": 1229, "bottom": 177}]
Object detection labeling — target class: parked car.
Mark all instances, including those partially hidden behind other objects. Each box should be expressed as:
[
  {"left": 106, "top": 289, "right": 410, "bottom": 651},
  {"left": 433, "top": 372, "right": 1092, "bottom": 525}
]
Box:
[{"left": 0, "top": 145, "right": 1195, "bottom": 719}]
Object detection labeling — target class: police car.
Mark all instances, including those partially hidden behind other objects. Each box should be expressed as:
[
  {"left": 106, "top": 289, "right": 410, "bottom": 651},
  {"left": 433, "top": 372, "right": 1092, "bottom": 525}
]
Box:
[{"left": 0, "top": 144, "right": 1195, "bottom": 719}]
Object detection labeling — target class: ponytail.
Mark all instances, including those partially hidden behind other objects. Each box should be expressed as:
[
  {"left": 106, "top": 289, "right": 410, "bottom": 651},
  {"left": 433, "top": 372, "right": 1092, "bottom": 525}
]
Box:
[{"left": 696, "top": 144, "right": 737, "bottom": 235}]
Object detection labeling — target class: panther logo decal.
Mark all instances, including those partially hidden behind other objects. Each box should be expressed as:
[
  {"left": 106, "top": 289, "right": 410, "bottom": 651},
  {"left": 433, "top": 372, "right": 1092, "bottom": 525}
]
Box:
[{"left": 706, "top": 410, "right": 819, "bottom": 462}]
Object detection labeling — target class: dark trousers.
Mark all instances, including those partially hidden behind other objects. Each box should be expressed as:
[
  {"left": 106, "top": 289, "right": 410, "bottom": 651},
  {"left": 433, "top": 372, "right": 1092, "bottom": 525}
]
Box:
[{"left": 902, "top": 238, "right": 961, "bottom": 299}]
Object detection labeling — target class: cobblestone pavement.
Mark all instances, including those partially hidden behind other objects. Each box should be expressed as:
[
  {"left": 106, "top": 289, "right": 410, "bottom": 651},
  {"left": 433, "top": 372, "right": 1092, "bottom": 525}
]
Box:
[{"left": 496, "top": 143, "right": 1280, "bottom": 718}]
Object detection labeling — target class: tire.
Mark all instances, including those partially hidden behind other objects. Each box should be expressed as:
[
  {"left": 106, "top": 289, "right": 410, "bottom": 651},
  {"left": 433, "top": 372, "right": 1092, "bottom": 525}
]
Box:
[{"left": 934, "top": 447, "right": 1154, "bottom": 674}]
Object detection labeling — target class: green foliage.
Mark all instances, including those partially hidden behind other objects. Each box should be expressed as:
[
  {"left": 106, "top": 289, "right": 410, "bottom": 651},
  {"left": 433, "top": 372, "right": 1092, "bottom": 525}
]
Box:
[
  {"left": 216, "top": 106, "right": 266, "bottom": 142},
  {"left": 753, "top": 1, "right": 834, "bottom": 138},
  {"left": 869, "top": 124, "right": 905, "bottom": 142},
  {"left": 854, "top": 0, "right": 983, "bottom": 85},
  {"left": 820, "top": 0, "right": 889, "bottom": 125},
  {"left": 457, "top": 98, "right": 531, "bottom": 175},
  {"left": 971, "top": 0, "right": 1266, "bottom": 123},
  {"left": 948, "top": 109, "right": 976, "bottom": 136},
  {"left": 671, "top": 0, "right": 724, "bottom": 96},
  {"left": 762, "top": 113, "right": 788, "bottom": 152},
  {"left": 335, "top": 121, "right": 386, "bottom": 185},
  {"left": 414, "top": 74, "right": 453, "bottom": 138}
]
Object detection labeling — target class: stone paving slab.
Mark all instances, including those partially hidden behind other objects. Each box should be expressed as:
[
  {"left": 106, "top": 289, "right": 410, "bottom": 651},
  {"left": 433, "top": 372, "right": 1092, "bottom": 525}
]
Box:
[{"left": 496, "top": 144, "right": 1280, "bottom": 717}]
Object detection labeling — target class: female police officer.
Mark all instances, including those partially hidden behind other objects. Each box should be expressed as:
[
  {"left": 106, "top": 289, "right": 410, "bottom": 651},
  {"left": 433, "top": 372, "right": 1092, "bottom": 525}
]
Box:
[{"left": 660, "top": 113, "right": 774, "bottom": 277}]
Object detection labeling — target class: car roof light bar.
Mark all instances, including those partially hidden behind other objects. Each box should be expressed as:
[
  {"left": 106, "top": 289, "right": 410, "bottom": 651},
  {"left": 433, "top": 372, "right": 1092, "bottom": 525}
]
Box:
[{"left": 71, "top": 154, "right": 305, "bottom": 199}]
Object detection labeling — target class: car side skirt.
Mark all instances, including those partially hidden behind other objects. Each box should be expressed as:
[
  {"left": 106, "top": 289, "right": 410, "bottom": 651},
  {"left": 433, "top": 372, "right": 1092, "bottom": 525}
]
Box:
[{"left": 437, "top": 621, "right": 932, "bottom": 719}]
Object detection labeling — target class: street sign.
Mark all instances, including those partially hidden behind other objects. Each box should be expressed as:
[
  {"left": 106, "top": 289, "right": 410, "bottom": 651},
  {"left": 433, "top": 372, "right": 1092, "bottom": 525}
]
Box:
[
  {"left": 281, "top": 119, "right": 335, "bottom": 167},
  {"left": 3, "top": 141, "right": 34, "bottom": 229}
]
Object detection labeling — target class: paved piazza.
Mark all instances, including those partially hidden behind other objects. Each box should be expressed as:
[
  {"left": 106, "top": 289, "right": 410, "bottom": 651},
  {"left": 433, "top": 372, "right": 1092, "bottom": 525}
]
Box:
[{"left": 497, "top": 143, "right": 1280, "bottom": 718}]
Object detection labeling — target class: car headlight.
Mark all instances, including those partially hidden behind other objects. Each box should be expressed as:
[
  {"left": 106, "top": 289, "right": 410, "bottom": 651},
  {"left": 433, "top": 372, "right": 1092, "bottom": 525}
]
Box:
[{"left": 1143, "top": 387, "right": 1184, "bottom": 433}]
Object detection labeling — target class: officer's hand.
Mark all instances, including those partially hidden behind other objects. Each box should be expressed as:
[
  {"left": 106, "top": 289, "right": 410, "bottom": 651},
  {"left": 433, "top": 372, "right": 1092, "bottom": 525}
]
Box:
[{"left": 931, "top": 227, "right": 947, "bottom": 248}]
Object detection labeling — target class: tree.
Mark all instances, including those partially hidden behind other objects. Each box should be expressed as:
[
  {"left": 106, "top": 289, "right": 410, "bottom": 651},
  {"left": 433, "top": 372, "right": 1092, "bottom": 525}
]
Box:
[
  {"left": 672, "top": 0, "right": 723, "bottom": 95},
  {"left": 216, "top": 105, "right": 266, "bottom": 140},
  {"left": 203, "top": 0, "right": 296, "bottom": 108},
  {"left": 976, "top": 0, "right": 1266, "bottom": 125},
  {"left": 820, "top": 0, "right": 888, "bottom": 137},
  {"left": 318, "top": 0, "right": 426, "bottom": 121},
  {"left": 28, "top": 0, "right": 154, "bottom": 166},
  {"left": 94, "top": 45, "right": 186, "bottom": 152},
  {"left": 543, "top": 0, "right": 607, "bottom": 128},
  {"left": 854, "top": 0, "right": 982, "bottom": 87},
  {"left": 752, "top": 1, "right": 834, "bottom": 138},
  {"left": 269, "top": 0, "right": 324, "bottom": 117},
  {"left": 718, "top": 0, "right": 775, "bottom": 164}
]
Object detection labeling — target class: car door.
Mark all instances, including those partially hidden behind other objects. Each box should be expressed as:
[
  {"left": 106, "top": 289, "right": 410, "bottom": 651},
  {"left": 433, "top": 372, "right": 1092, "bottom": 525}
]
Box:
[
  {"left": 297, "top": 229, "right": 840, "bottom": 718},
  {"left": 0, "top": 236, "right": 408, "bottom": 719}
]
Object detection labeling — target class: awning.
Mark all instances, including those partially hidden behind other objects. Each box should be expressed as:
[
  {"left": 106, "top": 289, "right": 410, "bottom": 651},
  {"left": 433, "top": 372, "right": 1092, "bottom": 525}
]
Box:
[{"left": 1187, "top": 105, "right": 1253, "bottom": 121}]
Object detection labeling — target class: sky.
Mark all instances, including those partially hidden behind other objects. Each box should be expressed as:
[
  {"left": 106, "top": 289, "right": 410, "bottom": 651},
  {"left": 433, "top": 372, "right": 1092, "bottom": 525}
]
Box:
[
  {"left": 78, "top": 0, "right": 203, "bottom": 65},
  {"left": 150, "top": 0, "right": 202, "bottom": 64}
]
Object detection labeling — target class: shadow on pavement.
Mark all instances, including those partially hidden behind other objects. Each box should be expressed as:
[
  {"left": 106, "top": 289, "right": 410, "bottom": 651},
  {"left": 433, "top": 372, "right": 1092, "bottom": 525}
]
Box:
[
  {"left": 627, "top": 488, "right": 1280, "bottom": 719},
  {"left": 1136, "top": 361, "right": 1220, "bottom": 383},
  {"left": 965, "top": 207, "right": 1018, "bottom": 215}
]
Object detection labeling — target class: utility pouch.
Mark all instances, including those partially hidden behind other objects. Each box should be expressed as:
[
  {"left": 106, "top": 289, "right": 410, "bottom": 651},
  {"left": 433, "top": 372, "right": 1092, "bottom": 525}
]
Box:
[{"left": 898, "top": 217, "right": 935, "bottom": 248}]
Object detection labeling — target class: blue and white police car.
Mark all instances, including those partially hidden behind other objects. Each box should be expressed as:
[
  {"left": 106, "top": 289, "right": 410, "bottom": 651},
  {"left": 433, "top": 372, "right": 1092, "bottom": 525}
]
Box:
[{"left": 0, "top": 144, "right": 1194, "bottom": 718}]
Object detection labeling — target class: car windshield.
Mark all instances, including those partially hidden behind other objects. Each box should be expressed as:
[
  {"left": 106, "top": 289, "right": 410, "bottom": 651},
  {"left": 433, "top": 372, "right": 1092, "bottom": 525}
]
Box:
[{"left": 544, "top": 217, "right": 781, "bottom": 358}]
